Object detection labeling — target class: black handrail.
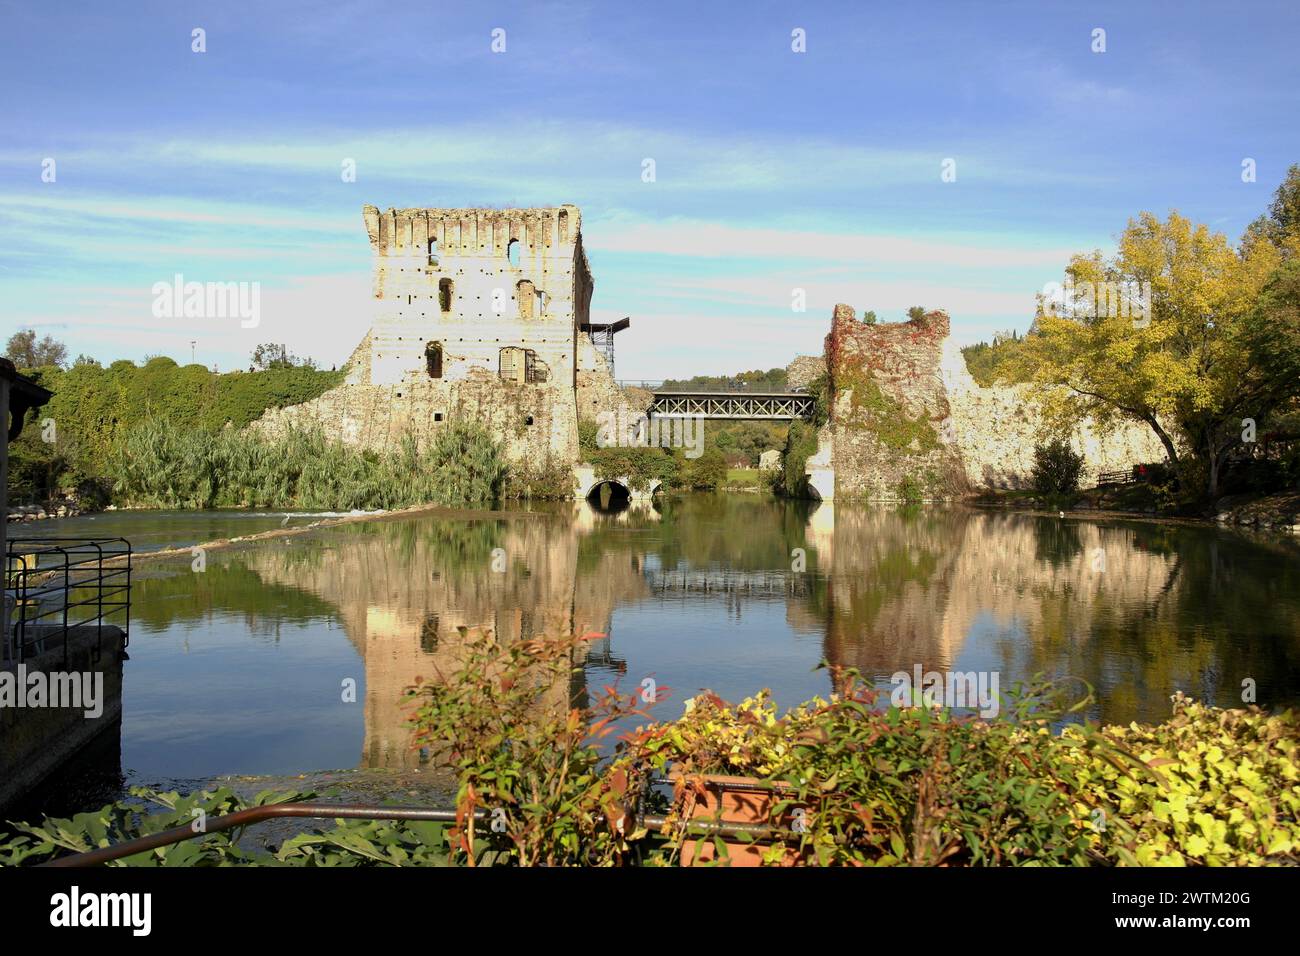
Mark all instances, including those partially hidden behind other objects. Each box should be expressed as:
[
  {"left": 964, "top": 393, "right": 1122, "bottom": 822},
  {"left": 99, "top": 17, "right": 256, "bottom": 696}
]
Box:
[{"left": 5, "top": 536, "right": 131, "bottom": 668}]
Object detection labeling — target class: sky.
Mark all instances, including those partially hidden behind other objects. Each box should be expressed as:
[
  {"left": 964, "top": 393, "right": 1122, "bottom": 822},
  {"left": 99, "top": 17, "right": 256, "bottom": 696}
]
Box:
[{"left": 1, "top": 0, "right": 1298, "bottom": 380}]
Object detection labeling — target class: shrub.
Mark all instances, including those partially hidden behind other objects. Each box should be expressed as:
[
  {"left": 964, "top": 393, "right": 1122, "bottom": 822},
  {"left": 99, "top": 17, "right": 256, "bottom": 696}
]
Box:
[
  {"left": 5, "top": 660, "right": 1296, "bottom": 867},
  {"left": 577, "top": 419, "right": 600, "bottom": 457},
  {"left": 20, "top": 360, "right": 345, "bottom": 486},
  {"left": 406, "top": 628, "right": 650, "bottom": 866},
  {"left": 777, "top": 421, "right": 819, "bottom": 498},
  {"left": 590, "top": 445, "right": 679, "bottom": 492},
  {"left": 1031, "top": 437, "right": 1084, "bottom": 496},
  {"left": 895, "top": 475, "right": 923, "bottom": 503},
  {"left": 627, "top": 679, "right": 1299, "bottom": 867},
  {"left": 682, "top": 447, "right": 727, "bottom": 490}
]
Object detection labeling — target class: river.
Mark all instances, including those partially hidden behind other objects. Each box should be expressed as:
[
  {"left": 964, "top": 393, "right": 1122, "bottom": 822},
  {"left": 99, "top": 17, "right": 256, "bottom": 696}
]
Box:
[{"left": 49, "top": 497, "right": 1300, "bottom": 795}]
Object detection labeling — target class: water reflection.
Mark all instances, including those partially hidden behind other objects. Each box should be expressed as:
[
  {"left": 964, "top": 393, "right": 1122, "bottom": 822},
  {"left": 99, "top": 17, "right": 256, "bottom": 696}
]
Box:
[{"left": 121, "top": 498, "right": 1300, "bottom": 781}]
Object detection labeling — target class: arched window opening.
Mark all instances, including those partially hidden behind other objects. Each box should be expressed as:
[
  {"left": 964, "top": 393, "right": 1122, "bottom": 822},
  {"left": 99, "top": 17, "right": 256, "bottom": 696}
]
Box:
[
  {"left": 427, "top": 238, "right": 439, "bottom": 267},
  {"left": 438, "top": 278, "right": 453, "bottom": 313},
  {"left": 425, "top": 341, "right": 443, "bottom": 379},
  {"left": 507, "top": 238, "right": 520, "bottom": 268}
]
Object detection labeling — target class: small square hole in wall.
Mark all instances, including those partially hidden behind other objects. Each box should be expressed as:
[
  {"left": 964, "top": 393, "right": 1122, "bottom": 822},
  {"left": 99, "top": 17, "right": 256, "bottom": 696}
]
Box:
[
  {"left": 396, "top": 391, "right": 403, "bottom": 398},
  {"left": 525, "top": 415, "right": 534, "bottom": 426},
  {"left": 434, "top": 412, "right": 444, "bottom": 422}
]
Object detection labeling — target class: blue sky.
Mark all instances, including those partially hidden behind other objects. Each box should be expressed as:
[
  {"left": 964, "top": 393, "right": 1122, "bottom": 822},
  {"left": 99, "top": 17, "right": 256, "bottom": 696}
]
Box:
[{"left": 2, "top": 0, "right": 1298, "bottom": 379}]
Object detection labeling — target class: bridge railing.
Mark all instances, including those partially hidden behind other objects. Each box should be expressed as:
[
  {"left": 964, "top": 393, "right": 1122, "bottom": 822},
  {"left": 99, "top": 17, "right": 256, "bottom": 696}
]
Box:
[{"left": 618, "top": 380, "right": 803, "bottom": 394}]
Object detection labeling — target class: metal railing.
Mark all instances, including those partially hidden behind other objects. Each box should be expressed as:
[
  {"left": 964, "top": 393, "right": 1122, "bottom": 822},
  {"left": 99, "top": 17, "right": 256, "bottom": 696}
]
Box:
[
  {"left": 1094, "top": 469, "right": 1136, "bottom": 488},
  {"left": 649, "top": 392, "right": 816, "bottom": 421},
  {"left": 618, "top": 380, "right": 805, "bottom": 394},
  {"left": 4, "top": 537, "right": 132, "bottom": 668},
  {"left": 39, "top": 799, "right": 788, "bottom": 867}
]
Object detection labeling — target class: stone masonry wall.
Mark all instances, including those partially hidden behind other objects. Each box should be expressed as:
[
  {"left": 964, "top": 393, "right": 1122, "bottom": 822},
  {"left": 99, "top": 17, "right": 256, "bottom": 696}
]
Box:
[
  {"left": 817, "top": 303, "right": 1169, "bottom": 496},
  {"left": 825, "top": 305, "right": 969, "bottom": 500},
  {"left": 939, "top": 337, "right": 1167, "bottom": 489},
  {"left": 249, "top": 203, "right": 634, "bottom": 469},
  {"left": 253, "top": 368, "right": 576, "bottom": 467}
]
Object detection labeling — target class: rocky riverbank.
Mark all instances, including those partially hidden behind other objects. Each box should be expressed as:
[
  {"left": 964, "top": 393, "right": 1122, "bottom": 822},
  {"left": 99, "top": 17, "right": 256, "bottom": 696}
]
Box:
[
  {"left": 971, "top": 486, "right": 1300, "bottom": 532},
  {"left": 6, "top": 503, "right": 85, "bottom": 522}
]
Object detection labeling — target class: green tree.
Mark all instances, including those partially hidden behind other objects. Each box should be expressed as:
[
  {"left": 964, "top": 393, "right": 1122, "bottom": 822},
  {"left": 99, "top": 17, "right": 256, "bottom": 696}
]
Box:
[
  {"left": 683, "top": 447, "right": 727, "bottom": 490},
  {"left": 5, "top": 329, "right": 67, "bottom": 369},
  {"left": 1031, "top": 438, "right": 1085, "bottom": 496},
  {"left": 251, "top": 342, "right": 316, "bottom": 371},
  {"left": 1015, "top": 210, "right": 1294, "bottom": 497},
  {"left": 1244, "top": 163, "right": 1300, "bottom": 258}
]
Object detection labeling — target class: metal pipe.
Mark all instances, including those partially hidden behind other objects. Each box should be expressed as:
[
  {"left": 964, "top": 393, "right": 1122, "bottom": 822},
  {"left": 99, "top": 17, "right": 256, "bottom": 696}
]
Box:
[
  {"left": 41, "top": 803, "right": 471, "bottom": 868},
  {"left": 40, "top": 802, "right": 793, "bottom": 867}
]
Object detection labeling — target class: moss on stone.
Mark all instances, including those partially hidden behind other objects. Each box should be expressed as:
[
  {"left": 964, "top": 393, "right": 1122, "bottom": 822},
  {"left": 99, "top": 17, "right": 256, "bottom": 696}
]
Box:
[{"left": 838, "top": 370, "right": 940, "bottom": 454}]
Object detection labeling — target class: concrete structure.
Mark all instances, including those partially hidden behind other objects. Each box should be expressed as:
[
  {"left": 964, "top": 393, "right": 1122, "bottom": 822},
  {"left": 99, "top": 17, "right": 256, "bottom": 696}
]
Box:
[
  {"left": 1, "top": 359, "right": 51, "bottom": 629},
  {"left": 2, "top": 361, "right": 128, "bottom": 814},
  {"left": 0, "top": 626, "right": 126, "bottom": 813},
  {"left": 255, "top": 205, "right": 637, "bottom": 475}
]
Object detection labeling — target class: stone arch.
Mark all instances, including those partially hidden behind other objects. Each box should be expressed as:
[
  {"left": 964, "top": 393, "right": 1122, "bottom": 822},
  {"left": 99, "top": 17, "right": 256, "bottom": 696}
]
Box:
[
  {"left": 579, "top": 476, "right": 662, "bottom": 501},
  {"left": 585, "top": 478, "right": 631, "bottom": 511}
]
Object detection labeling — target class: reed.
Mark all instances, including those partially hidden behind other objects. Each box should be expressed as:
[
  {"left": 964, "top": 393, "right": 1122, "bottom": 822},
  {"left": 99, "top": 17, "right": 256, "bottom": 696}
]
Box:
[{"left": 112, "top": 419, "right": 509, "bottom": 510}]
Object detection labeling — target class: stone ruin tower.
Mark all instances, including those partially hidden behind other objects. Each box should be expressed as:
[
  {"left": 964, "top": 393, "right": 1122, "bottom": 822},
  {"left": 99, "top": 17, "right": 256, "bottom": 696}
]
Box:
[
  {"left": 360, "top": 204, "right": 591, "bottom": 390},
  {"left": 257, "top": 203, "right": 627, "bottom": 468}
]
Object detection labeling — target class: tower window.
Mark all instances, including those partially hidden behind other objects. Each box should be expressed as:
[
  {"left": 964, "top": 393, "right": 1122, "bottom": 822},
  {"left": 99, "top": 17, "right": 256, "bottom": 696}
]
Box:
[
  {"left": 425, "top": 341, "right": 443, "bottom": 379},
  {"left": 438, "top": 278, "right": 453, "bottom": 313}
]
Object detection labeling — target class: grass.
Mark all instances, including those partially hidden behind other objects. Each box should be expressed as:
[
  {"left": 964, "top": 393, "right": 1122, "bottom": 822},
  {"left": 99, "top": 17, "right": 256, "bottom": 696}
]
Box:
[{"left": 724, "top": 468, "right": 762, "bottom": 490}]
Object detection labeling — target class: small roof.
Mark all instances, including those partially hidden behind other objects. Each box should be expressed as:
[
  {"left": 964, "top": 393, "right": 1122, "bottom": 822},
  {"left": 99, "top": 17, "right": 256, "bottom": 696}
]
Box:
[{"left": 0, "top": 358, "right": 54, "bottom": 441}]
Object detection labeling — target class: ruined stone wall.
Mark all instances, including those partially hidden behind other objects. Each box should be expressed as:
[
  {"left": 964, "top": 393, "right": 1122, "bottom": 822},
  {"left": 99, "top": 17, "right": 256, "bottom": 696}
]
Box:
[
  {"left": 249, "top": 204, "right": 635, "bottom": 468},
  {"left": 363, "top": 204, "right": 585, "bottom": 391},
  {"left": 253, "top": 368, "right": 575, "bottom": 467},
  {"left": 575, "top": 334, "right": 650, "bottom": 427},
  {"left": 817, "top": 304, "right": 1170, "bottom": 496},
  {"left": 938, "top": 337, "right": 1167, "bottom": 489},
  {"left": 824, "top": 306, "right": 969, "bottom": 500},
  {"left": 785, "top": 355, "right": 826, "bottom": 390}
]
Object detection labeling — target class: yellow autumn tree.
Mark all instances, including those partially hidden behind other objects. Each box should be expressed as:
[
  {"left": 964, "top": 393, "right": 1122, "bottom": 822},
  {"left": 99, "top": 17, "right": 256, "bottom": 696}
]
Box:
[{"left": 1013, "top": 210, "right": 1297, "bottom": 497}]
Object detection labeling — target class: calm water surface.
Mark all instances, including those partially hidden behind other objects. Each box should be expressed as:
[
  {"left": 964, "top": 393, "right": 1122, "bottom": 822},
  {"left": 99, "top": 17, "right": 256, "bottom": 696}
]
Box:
[{"left": 102, "top": 497, "right": 1300, "bottom": 786}]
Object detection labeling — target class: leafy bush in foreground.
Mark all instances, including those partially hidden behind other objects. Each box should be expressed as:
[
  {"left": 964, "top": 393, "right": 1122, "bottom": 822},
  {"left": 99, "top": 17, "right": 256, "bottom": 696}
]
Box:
[
  {"left": 4, "top": 634, "right": 1296, "bottom": 867},
  {"left": 0, "top": 787, "right": 452, "bottom": 867}
]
